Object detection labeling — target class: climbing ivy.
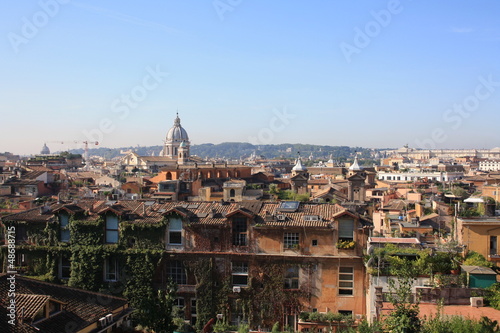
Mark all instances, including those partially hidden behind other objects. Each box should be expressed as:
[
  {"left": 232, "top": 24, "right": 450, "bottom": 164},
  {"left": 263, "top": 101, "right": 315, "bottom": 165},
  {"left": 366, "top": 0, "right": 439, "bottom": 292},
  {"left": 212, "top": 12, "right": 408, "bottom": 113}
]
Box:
[
  {"left": 68, "top": 245, "right": 104, "bottom": 291},
  {"left": 69, "top": 216, "right": 104, "bottom": 246},
  {"left": 190, "top": 258, "right": 218, "bottom": 332},
  {"left": 119, "top": 217, "right": 167, "bottom": 250}
]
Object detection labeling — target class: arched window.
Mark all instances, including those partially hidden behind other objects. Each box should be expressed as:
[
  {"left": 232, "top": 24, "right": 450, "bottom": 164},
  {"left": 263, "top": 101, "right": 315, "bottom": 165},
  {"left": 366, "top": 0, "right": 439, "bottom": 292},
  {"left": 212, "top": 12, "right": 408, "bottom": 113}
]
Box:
[
  {"left": 166, "top": 172, "right": 172, "bottom": 180},
  {"left": 230, "top": 189, "right": 235, "bottom": 197}
]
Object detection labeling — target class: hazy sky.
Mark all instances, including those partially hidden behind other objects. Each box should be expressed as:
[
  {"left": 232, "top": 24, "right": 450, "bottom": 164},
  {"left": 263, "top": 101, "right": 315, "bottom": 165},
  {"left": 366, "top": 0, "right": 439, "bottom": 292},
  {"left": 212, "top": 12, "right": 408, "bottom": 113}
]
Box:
[{"left": 1, "top": 1, "right": 500, "bottom": 155}]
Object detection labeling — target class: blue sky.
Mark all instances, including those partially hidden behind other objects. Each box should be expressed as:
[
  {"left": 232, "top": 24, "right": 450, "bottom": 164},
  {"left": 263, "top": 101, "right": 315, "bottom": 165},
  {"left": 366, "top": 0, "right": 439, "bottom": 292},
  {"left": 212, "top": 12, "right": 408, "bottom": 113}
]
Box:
[{"left": 1, "top": 0, "right": 499, "bottom": 155}]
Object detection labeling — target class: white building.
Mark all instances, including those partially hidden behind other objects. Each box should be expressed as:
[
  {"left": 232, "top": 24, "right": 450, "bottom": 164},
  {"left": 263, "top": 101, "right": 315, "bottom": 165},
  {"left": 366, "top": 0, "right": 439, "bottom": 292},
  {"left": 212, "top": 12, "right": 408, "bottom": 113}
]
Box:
[
  {"left": 479, "top": 160, "right": 500, "bottom": 172},
  {"left": 378, "top": 171, "right": 464, "bottom": 182}
]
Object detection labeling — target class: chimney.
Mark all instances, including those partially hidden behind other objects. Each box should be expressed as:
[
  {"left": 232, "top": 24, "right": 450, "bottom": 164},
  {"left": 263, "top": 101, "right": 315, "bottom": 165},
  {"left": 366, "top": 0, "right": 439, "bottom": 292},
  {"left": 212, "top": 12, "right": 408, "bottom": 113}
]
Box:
[{"left": 40, "top": 204, "right": 51, "bottom": 214}]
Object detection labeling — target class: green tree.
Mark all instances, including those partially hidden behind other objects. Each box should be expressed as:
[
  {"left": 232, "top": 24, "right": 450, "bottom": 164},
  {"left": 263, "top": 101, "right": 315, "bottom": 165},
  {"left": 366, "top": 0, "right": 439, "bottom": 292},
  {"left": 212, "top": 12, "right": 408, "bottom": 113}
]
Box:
[
  {"left": 385, "top": 259, "right": 421, "bottom": 333},
  {"left": 451, "top": 186, "right": 468, "bottom": 199},
  {"left": 464, "top": 251, "right": 494, "bottom": 269},
  {"left": 357, "top": 319, "right": 383, "bottom": 333},
  {"left": 269, "top": 184, "right": 279, "bottom": 195}
]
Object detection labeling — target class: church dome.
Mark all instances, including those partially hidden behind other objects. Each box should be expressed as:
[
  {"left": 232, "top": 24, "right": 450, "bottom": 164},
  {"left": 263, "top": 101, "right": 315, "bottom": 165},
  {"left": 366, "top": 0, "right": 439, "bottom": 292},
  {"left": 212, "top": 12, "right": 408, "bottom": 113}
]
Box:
[
  {"left": 166, "top": 114, "right": 189, "bottom": 143},
  {"left": 40, "top": 143, "right": 50, "bottom": 155}
]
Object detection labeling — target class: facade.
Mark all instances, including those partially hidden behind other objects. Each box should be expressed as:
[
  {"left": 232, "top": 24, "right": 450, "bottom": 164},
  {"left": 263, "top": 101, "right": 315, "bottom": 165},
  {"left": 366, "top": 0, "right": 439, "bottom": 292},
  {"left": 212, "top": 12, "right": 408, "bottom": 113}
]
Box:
[
  {"left": 378, "top": 171, "right": 464, "bottom": 182},
  {"left": 479, "top": 160, "right": 500, "bottom": 172},
  {"left": 1, "top": 199, "right": 372, "bottom": 331},
  {"left": 482, "top": 184, "right": 500, "bottom": 204},
  {"left": 457, "top": 217, "right": 500, "bottom": 266},
  {"left": 386, "top": 146, "right": 500, "bottom": 160}
]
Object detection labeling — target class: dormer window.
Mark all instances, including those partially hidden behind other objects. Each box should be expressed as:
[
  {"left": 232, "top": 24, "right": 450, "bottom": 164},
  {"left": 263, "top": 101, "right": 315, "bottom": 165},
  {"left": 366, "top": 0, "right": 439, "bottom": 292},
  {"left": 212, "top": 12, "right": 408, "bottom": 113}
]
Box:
[
  {"left": 59, "top": 213, "right": 70, "bottom": 242},
  {"left": 168, "top": 217, "right": 183, "bottom": 245},
  {"left": 232, "top": 217, "right": 247, "bottom": 246},
  {"left": 105, "top": 214, "right": 119, "bottom": 244},
  {"left": 20, "top": 294, "right": 65, "bottom": 324},
  {"left": 338, "top": 219, "right": 354, "bottom": 242}
]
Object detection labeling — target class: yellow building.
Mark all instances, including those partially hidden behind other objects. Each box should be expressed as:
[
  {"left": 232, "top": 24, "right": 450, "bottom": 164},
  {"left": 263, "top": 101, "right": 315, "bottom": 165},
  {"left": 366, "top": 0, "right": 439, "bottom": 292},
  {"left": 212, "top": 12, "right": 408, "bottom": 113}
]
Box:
[{"left": 457, "top": 217, "right": 500, "bottom": 265}]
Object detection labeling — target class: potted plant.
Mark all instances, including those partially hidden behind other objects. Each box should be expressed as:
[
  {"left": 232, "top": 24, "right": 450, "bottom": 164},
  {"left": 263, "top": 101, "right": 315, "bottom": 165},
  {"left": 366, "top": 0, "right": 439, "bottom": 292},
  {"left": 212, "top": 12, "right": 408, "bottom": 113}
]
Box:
[
  {"left": 337, "top": 240, "right": 356, "bottom": 250},
  {"left": 450, "top": 259, "right": 461, "bottom": 275}
]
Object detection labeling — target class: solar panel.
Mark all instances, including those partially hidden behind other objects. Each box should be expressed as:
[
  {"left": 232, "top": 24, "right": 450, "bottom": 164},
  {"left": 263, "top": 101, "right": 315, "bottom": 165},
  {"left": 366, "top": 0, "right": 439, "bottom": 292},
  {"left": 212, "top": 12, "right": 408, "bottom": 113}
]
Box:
[
  {"left": 187, "top": 204, "right": 200, "bottom": 209},
  {"left": 144, "top": 201, "right": 155, "bottom": 206}
]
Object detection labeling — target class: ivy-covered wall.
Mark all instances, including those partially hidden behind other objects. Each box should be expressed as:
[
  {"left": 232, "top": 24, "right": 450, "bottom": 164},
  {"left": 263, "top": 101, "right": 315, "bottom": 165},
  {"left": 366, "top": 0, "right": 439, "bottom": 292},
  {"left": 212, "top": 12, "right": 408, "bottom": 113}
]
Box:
[{"left": 1, "top": 210, "right": 325, "bottom": 331}]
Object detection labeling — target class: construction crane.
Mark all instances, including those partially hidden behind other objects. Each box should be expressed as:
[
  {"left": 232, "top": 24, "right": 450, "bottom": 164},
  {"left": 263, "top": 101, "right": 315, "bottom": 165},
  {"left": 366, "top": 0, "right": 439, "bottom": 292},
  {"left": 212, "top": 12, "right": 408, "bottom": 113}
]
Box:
[{"left": 45, "top": 141, "right": 99, "bottom": 167}]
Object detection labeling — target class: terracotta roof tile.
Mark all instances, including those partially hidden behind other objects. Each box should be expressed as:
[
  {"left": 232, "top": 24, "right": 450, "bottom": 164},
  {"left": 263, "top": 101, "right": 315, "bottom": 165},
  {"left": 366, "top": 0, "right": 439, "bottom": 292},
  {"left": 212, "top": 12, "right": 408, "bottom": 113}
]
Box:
[
  {"left": 1, "top": 199, "right": 371, "bottom": 230},
  {"left": 0, "top": 275, "right": 129, "bottom": 333}
]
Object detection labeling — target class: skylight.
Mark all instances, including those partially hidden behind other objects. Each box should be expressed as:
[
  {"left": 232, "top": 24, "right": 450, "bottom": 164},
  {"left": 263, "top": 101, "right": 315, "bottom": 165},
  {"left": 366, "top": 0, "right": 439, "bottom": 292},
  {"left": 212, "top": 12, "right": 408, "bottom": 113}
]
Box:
[{"left": 277, "top": 201, "right": 300, "bottom": 212}]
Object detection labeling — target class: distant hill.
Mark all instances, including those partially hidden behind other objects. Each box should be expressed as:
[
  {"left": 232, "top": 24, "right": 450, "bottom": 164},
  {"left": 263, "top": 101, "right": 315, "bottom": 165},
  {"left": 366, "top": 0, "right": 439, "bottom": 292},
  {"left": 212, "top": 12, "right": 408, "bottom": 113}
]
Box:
[{"left": 67, "top": 142, "right": 388, "bottom": 162}]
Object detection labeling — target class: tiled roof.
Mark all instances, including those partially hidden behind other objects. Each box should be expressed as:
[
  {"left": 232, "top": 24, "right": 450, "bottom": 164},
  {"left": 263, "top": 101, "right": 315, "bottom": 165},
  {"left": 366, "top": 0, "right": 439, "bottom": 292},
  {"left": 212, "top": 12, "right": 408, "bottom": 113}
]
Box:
[
  {"left": 66, "top": 172, "right": 101, "bottom": 180},
  {"left": 25, "top": 166, "right": 53, "bottom": 172},
  {"left": 2, "top": 178, "right": 41, "bottom": 186},
  {"left": 256, "top": 202, "right": 345, "bottom": 228},
  {"left": 382, "top": 199, "right": 406, "bottom": 211},
  {"left": 0, "top": 275, "right": 129, "bottom": 333},
  {"left": 312, "top": 186, "right": 347, "bottom": 200},
  {"left": 1, "top": 207, "right": 54, "bottom": 223},
  {"left": 139, "top": 156, "right": 175, "bottom": 162},
  {"left": 23, "top": 171, "right": 47, "bottom": 180},
  {"left": 369, "top": 237, "right": 420, "bottom": 244},
  {"left": 461, "top": 265, "right": 497, "bottom": 275},
  {"left": 1, "top": 199, "right": 371, "bottom": 229},
  {"left": 308, "top": 179, "right": 329, "bottom": 185}
]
